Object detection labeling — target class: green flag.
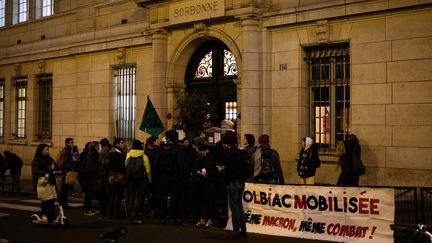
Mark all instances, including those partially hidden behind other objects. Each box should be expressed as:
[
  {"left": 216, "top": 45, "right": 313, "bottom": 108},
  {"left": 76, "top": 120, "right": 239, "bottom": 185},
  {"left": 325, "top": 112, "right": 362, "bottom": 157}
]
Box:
[{"left": 140, "top": 96, "right": 164, "bottom": 137}]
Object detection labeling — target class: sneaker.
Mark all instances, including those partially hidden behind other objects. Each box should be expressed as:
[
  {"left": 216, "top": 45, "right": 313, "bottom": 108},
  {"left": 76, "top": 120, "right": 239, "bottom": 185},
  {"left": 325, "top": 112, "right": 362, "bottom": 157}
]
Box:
[
  {"left": 41, "top": 215, "right": 48, "bottom": 222},
  {"left": 84, "top": 210, "right": 96, "bottom": 216},
  {"left": 205, "top": 219, "right": 213, "bottom": 228},
  {"left": 90, "top": 209, "right": 101, "bottom": 214},
  {"left": 131, "top": 219, "right": 143, "bottom": 224},
  {"left": 195, "top": 219, "right": 205, "bottom": 227}
]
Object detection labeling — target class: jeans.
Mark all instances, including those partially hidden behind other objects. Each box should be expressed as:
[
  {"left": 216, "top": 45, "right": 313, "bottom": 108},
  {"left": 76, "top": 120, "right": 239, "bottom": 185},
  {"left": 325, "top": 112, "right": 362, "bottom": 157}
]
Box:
[
  {"left": 128, "top": 181, "right": 147, "bottom": 220},
  {"left": 226, "top": 179, "right": 246, "bottom": 235}
]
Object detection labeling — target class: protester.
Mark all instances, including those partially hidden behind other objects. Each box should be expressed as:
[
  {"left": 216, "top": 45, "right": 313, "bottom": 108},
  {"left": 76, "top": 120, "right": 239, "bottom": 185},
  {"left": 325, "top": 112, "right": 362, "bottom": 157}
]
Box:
[
  {"left": 4, "top": 151, "right": 24, "bottom": 194},
  {"left": 99, "top": 138, "right": 112, "bottom": 215},
  {"left": 241, "top": 134, "right": 256, "bottom": 180},
  {"left": 181, "top": 137, "right": 197, "bottom": 222},
  {"left": 31, "top": 144, "right": 57, "bottom": 222},
  {"left": 156, "top": 130, "right": 184, "bottom": 225},
  {"left": 252, "top": 134, "right": 285, "bottom": 184},
  {"left": 83, "top": 141, "right": 101, "bottom": 215},
  {"left": 59, "top": 138, "right": 75, "bottom": 209},
  {"left": 218, "top": 134, "right": 248, "bottom": 239},
  {"left": 107, "top": 137, "right": 127, "bottom": 219},
  {"left": 194, "top": 139, "right": 217, "bottom": 228},
  {"left": 337, "top": 134, "right": 362, "bottom": 186},
  {"left": 297, "top": 137, "right": 320, "bottom": 184},
  {"left": 145, "top": 136, "right": 161, "bottom": 215},
  {"left": 125, "top": 139, "right": 151, "bottom": 224}
]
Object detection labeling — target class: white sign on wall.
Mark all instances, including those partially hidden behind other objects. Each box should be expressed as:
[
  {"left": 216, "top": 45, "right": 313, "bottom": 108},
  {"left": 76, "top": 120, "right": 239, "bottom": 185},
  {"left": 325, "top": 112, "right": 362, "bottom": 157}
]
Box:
[
  {"left": 227, "top": 183, "right": 395, "bottom": 243},
  {"left": 169, "top": 0, "right": 225, "bottom": 25}
]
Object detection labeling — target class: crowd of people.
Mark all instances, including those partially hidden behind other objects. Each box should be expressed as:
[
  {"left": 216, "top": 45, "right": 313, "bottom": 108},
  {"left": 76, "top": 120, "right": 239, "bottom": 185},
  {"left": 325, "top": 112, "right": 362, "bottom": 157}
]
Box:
[{"left": 26, "top": 129, "right": 362, "bottom": 239}]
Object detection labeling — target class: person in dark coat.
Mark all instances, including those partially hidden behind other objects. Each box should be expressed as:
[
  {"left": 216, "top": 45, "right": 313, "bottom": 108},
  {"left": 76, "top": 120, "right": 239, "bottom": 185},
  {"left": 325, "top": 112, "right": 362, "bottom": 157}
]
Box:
[
  {"left": 253, "top": 134, "right": 285, "bottom": 184},
  {"left": 59, "top": 137, "right": 75, "bottom": 208},
  {"left": 83, "top": 141, "right": 101, "bottom": 215},
  {"left": 194, "top": 140, "right": 217, "bottom": 228},
  {"left": 107, "top": 137, "right": 127, "bottom": 219},
  {"left": 31, "top": 144, "right": 57, "bottom": 222},
  {"left": 297, "top": 137, "right": 320, "bottom": 184},
  {"left": 145, "top": 136, "right": 161, "bottom": 215},
  {"left": 337, "top": 134, "right": 361, "bottom": 186},
  {"left": 218, "top": 134, "right": 248, "bottom": 239},
  {"left": 4, "top": 151, "right": 24, "bottom": 194},
  {"left": 156, "top": 130, "right": 184, "bottom": 225}
]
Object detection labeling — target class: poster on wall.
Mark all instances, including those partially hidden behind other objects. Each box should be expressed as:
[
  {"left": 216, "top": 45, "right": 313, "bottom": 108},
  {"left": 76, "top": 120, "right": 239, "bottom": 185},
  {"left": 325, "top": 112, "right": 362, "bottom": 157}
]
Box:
[{"left": 227, "top": 183, "right": 394, "bottom": 243}]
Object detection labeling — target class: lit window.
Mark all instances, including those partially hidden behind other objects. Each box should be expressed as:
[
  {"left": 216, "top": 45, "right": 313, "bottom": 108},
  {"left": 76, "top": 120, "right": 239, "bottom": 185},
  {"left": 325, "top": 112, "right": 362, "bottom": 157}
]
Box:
[
  {"left": 38, "top": 74, "right": 52, "bottom": 139},
  {"left": 15, "top": 77, "right": 27, "bottom": 138},
  {"left": 223, "top": 50, "right": 238, "bottom": 76},
  {"left": 305, "top": 44, "right": 350, "bottom": 151},
  {"left": 114, "top": 66, "right": 136, "bottom": 143},
  {"left": 225, "top": 102, "right": 237, "bottom": 121},
  {"left": 194, "top": 50, "right": 238, "bottom": 79},
  {"left": 0, "top": 0, "right": 5, "bottom": 27},
  {"left": 195, "top": 51, "right": 212, "bottom": 78}
]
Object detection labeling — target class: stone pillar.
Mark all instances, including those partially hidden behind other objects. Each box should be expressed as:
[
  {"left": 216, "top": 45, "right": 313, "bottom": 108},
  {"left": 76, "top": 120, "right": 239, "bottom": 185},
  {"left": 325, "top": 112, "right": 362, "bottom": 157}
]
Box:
[
  {"left": 151, "top": 30, "right": 168, "bottom": 134},
  {"left": 238, "top": 17, "right": 263, "bottom": 140}
]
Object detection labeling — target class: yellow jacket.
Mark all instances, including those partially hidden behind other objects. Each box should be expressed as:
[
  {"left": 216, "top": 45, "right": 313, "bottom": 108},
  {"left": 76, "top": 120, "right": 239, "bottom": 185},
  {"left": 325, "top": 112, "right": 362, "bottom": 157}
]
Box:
[{"left": 125, "top": 149, "right": 152, "bottom": 183}]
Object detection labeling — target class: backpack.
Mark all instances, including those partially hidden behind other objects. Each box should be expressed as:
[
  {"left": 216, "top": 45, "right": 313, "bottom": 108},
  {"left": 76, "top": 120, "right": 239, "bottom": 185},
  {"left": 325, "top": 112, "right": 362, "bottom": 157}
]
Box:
[
  {"left": 157, "top": 146, "right": 176, "bottom": 177},
  {"left": 126, "top": 156, "right": 146, "bottom": 182},
  {"left": 352, "top": 154, "right": 366, "bottom": 176},
  {"left": 260, "top": 148, "right": 276, "bottom": 180}
]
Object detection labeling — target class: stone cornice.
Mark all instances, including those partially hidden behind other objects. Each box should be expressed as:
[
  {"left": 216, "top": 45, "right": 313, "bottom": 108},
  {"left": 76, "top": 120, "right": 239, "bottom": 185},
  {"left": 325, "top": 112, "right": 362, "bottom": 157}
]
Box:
[
  {"left": 262, "top": 0, "right": 432, "bottom": 29},
  {"left": 0, "top": 32, "right": 152, "bottom": 65}
]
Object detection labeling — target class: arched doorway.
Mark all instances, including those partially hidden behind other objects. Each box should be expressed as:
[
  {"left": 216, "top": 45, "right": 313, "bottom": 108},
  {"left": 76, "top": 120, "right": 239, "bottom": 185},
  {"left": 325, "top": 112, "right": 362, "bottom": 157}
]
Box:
[{"left": 185, "top": 39, "right": 238, "bottom": 128}]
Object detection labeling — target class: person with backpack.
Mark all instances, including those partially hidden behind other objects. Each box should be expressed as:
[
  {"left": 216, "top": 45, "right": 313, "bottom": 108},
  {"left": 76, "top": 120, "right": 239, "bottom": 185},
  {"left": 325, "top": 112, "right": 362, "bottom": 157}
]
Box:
[
  {"left": 252, "top": 134, "right": 285, "bottom": 184},
  {"left": 297, "top": 137, "right": 320, "bottom": 184},
  {"left": 125, "top": 139, "right": 151, "bottom": 224},
  {"left": 337, "top": 134, "right": 363, "bottom": 186}
]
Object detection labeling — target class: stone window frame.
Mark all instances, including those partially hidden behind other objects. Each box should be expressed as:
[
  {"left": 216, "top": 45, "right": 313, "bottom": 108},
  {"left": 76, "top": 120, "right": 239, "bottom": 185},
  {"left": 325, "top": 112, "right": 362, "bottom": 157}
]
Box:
[
  {"left": 0, "top": 0, "right": 5, "bottom": 27},
  {"left": 304, "top": 43, "right": 351, "bottom": 153},
  {"left": 36, "top": 73, "right": 52, "bottom": 140},
  {"left": 14, "top": 76, "right": 27, "bottom": 139}
]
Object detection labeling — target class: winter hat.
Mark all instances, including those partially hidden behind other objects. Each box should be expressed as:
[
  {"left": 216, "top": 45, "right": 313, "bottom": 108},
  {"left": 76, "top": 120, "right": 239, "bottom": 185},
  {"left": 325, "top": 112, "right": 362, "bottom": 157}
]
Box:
[{"left": 258, "top": 134, "right": 270, "bottom": 145}]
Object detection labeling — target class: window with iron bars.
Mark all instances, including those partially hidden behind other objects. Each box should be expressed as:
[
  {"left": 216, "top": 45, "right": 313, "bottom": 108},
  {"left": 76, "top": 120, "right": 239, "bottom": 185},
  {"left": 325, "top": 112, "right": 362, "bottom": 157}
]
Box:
[
  {"left": 304, "top": 44, "right": 350, "bottom": 152},
  {"left": 0, "top": 79, "right": 4, "bottom": 137},
  {"left": 114, "top": 66, "right": 136, "bottom": 144},
  {"left": 37, "top": 74, "right": 52, "bottom": 140},
  {"left": 14, "top": 76, "right": 27, "bottom": 138}
]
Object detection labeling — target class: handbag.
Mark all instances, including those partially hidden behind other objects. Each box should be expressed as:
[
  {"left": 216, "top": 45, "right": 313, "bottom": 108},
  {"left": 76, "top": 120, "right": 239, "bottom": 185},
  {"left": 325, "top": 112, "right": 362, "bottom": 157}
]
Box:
[
  {"left": 65, "top": 171, "right": 78, "bottom": 185},
  {"left": 37, "top": 177, "right": 57, "bottom": 201},
  {"left": 108, "top": 171, "right": 125, "bottom": 185}
]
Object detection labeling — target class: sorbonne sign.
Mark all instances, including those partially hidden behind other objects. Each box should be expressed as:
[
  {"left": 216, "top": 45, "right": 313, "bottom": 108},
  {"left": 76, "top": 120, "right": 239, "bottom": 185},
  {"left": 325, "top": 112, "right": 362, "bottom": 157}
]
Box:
[{"left": 169, "top": 0, "right": 225, "bottom": 25}]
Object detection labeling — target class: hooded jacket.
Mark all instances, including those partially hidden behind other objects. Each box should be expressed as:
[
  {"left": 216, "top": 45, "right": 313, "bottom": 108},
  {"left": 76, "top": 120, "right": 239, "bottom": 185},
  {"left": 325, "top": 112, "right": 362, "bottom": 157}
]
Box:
[{"left": 125, "top": 149, "right": 152, "bottom": 183}]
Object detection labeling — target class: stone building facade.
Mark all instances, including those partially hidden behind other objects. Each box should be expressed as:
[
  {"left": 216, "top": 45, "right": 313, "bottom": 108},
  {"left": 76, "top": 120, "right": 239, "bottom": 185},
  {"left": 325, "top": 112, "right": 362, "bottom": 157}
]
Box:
[{"left": 0, "top": 0, "right": 431, "bottom": 186}]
